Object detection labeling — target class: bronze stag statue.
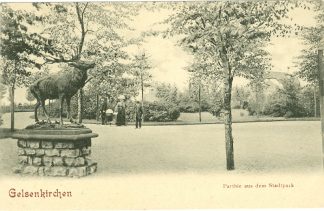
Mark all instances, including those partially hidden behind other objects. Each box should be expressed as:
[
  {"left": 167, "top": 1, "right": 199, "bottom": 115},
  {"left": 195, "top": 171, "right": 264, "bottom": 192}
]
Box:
[{"left": 30, "top": 60, "right": 95, "bottom": 125}]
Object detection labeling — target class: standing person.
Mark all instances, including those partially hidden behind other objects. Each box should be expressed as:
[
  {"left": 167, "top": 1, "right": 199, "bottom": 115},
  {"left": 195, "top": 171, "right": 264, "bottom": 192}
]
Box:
[
  {"left": 100, "top": 98, "right": 108, "bottom": 125},
  {"left": 135, "top": 101, "right": 143, "bottom": 129},
  {"left": 114, "top": 100, "right": 122, "bottom": 126},
  {"left": 115, "top": 96, "right": 126, "bottom": 126}
]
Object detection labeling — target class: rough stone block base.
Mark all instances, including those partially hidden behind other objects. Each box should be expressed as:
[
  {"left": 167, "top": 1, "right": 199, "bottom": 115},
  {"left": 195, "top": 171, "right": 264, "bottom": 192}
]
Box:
[
  {"left": 14, "top": 163, "right": 97, "bottom": 177},
  {"left": 14, "top": 137, "right": 97, "bottom": 177}
]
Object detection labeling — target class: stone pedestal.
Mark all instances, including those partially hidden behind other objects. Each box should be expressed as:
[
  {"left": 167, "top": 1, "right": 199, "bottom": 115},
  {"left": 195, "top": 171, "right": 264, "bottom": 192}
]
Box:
[{"left": 11, "top": 127, "right": 98, "bottom": 177}]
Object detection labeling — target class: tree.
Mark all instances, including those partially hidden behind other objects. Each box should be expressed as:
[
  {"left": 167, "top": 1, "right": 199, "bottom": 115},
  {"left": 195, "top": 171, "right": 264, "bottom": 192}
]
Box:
[
  {"left": 0, "top": 4, "right": 53, "bottom": 130},
  {"left": 186, "top": 53, "right": 220, "bottom": 121},
  {"left": 155, "top": 82, "right": 178, "bottom": 103},
  {"left": 232, "top": 86, "right": 250, "bottom": 109},
  {"left": 0, "top": 80, "right": 4, "bottom": 126},
  {"left": 0, "top": 76, "right": 7, "bottom": 102},
  {"left": 25, "top": 88, "right": 35, "bottom": 105},
  {"left": 0, "top": 73, "right": 7, "bottom": 126},
  {"left": 247, "top": 74, "right": 267, "bottom": 116},
  {"left": 300, "top": 85, "right": 318, "bottom": 117},
  {"left": 0, "top": 85, "right": 6, "bottom": 102},
  {"left": 263, "top": 77, "right": 305, "bottom": 117},
  {"left": 166, "top": 1, "right": 300, "bottom": 170},
  {"left": 131, "top": 52, "right": 152, "bottom": 118},
  {"left": 296, "top": 0, "right": 324, "bottom": 84},
  {"left": 278, "top": 78, "right": 304, "bottom": 117},
  {"left": 295, "top": 0, "right": 324, "bottom": 117},
  {"left": 0, "top": 59, "right": 29, "bottom": 131},
  {"left": 38, "top": 2, "right": 97, "bottom": 123},
  {"left": 13, "top": 2, "right": 140, "bottom": 123}
]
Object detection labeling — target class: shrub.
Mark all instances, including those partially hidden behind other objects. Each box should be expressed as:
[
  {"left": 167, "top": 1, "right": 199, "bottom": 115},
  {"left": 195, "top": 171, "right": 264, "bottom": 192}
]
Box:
[
  {"left": 178, "top": 100, "right": 212, "bottom": 113},
  {"left": 209, "top": 105, "right": 222, "bottom": 117},
  {"left": 168, "top": 106, "right": 181, "bottom": 120},
  {"left": 284, "top": 111, "right": 294, "bottom": 118},
  {"left": 242, "top": 101, "right": 249, "bottom": 109},
  {"left": 126, "top": 102, "right": 136, "bottom": 122},
  {"left": 260, "top": 78, "right": 311, "bottom": 118},
  {"left": 247, "top": 105, "right": 256, "bottom": 116},
  {"left": 179, "top": 102, "right": 199, "bottom": 113},
  {"left": 144, "top": 101, "right": 180, "bottom": 122},
  {"left": 42, "top": 97, "right": 181, "bottom": 122},
  {"left": 263, "top": 103, "right": 286, "bottom": 117}
]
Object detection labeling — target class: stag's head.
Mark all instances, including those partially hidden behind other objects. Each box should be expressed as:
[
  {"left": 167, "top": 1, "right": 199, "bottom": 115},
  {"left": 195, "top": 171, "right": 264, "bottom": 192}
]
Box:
[{"left": 68, "top": 60, "right": 95, "bottom": 71}]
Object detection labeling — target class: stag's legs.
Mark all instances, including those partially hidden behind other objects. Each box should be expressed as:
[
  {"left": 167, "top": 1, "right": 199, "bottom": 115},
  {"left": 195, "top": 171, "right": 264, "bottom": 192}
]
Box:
[
  {"left": 41, "top": 100, "right": 51, "bottom": 123},
  {"left": 34, "top": 101, "right": 41, "bottom": 122},
  {"left": 59, "top": 96, "right": 65, "bottom": 125}
]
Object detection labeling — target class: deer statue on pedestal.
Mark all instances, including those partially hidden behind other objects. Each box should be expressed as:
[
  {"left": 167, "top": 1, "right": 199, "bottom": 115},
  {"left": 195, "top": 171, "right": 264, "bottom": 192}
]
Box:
[{"left": 30, "top": 60, "right": 95, "bottom": 125}]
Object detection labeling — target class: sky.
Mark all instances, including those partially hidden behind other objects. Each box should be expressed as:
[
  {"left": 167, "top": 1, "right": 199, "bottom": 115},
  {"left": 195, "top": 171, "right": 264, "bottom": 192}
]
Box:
[
  {"left": 0, "top": 3, "right": 318, "bottom": 105},
  {"left": 122, "top": 8, "right": 193, "bottom": 92}
]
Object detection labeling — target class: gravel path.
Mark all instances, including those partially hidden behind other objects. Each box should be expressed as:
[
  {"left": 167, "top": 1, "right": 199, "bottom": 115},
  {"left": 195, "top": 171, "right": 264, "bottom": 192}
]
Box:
[{"left": 0, "top": 112, "right": 322, "bottom": 176}]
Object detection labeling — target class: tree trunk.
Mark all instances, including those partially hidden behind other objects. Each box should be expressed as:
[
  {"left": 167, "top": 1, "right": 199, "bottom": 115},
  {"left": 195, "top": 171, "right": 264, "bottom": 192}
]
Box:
[
  {"left": 96, "top": 94, "right": 99, "bottom": 122},
  {"left": 77, "top": 89, "right": 83, "bottom": 124},
  {"left": 198, "top": 83, "right": 201, "bottom": 122},
  {"left": 255, "top": 85, "right": 261, "bottom": 118},
  {"left": 314, "top": 86, "right": 317, "bottom": 118},
  {"left": 141, "top": 72, "right": 144, "bottom": 122},
  {"left": 317, "top": 49, "right": 324, "bottom": 169},
  {"left": 9, "top": 85, "right": 15, "bottom": 132},
  {"left": 224, "top": 77, "right": 234, "bottom": 170}
]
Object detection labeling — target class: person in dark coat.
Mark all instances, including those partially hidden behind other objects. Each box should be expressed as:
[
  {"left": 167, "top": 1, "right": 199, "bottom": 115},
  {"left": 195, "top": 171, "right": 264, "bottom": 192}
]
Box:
[
  {"left": 135, "top": 101, "right": 143, "bottom": 129},
  {"left": 100, "top": 98, "right": 108, "bottom": 125},
  {"left": 114, "top": 98, "right": 126, "bottom": 126}
]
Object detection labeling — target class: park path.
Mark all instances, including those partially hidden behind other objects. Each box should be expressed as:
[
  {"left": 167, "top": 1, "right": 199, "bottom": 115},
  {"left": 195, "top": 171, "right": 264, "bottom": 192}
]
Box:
[
  {"left": 0, "top": 118, "right": 322, "bottom": 210},
  {"left": 88, "top": 121, "right": 323, "bottom": 175},
  {"left": 0, "top": 112, "right": 322, "bottom": 176}
]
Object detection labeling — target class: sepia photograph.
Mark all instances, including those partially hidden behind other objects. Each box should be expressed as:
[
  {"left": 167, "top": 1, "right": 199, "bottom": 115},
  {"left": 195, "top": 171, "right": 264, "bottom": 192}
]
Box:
[{"left": 0, "top": 0, "right": 324, "bottom": 209}]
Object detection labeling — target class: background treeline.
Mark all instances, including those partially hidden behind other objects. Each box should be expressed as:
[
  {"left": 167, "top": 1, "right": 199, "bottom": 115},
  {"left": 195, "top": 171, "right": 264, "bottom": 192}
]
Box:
[{"left": 2, "top": 76, "right": 319, "bottom": 123}]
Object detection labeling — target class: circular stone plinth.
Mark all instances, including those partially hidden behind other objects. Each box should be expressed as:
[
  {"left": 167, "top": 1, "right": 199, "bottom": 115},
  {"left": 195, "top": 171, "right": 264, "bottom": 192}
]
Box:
[{"left": 12, "top": 127, "right": 98, "bottom": 141}]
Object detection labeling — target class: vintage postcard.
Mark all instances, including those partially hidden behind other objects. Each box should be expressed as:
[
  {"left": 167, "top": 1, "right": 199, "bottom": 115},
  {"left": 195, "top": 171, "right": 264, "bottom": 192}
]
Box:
[{"left": 0, "top": 1, "right": 324, "bottom": 210}]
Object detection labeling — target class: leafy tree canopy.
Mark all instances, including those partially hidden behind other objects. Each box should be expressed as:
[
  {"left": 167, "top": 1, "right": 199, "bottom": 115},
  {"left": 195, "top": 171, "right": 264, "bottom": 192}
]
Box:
[{"left": 295, "top": 0, "right": 324, "bottom": 84}]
